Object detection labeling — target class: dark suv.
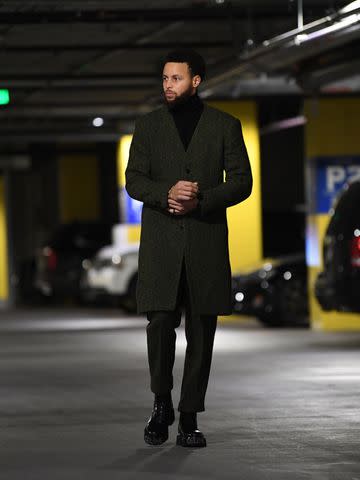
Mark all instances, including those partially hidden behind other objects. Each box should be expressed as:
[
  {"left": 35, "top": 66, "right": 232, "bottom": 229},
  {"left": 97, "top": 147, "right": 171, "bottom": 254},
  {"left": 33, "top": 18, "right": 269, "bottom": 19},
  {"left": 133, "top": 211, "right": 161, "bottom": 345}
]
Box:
[
  {"left": 34, "top": 221, "right": 112, "bottom": 302},
  {"left": 315, "top": 181, "right": 360, "bottom": 313}
]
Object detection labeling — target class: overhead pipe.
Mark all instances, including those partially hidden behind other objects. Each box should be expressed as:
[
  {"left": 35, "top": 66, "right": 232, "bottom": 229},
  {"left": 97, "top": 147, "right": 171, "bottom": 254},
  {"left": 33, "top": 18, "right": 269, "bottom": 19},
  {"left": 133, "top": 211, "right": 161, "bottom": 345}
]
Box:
[
  {"left": 200, "top": 0, "right": 360, "bottom": 96},
  {"left": 0, "top": 105, "right": 151, "bottom": 118}
]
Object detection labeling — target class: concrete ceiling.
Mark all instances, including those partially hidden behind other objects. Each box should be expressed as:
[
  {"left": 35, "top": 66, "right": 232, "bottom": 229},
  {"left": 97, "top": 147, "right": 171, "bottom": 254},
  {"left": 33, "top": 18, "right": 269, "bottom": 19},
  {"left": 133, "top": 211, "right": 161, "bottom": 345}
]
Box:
[{"left": 0, "top": 0, "right": 355, "bottom": 142}]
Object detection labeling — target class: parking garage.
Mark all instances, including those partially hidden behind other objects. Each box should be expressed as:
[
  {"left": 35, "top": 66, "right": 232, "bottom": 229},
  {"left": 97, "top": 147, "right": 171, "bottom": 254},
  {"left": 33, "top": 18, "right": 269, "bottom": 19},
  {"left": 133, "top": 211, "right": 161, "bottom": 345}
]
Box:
[{"left": 1, "top": 1, "right": 360, "bottom": 478}]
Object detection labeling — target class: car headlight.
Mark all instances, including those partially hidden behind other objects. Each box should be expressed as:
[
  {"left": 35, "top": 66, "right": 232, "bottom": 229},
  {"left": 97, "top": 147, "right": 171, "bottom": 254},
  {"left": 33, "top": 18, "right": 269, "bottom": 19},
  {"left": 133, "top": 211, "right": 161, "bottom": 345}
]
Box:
[
  {"left": 82, "top": 259, "right": 92, "bottom": 270},
  {"left": 235, "top": 291, "right": 245, "bottom": 302},
  {"left": 90, "top": 255, "right": 124, "bottom": 269},
  {"left": 112, "top": 254, "right": 122, "bottom": 266},
  {"left": 257, "top": 268, "right": 276, "bottom": 281},
  {"left": 283, "top": 270, "right": 292, "bottom": 281}
]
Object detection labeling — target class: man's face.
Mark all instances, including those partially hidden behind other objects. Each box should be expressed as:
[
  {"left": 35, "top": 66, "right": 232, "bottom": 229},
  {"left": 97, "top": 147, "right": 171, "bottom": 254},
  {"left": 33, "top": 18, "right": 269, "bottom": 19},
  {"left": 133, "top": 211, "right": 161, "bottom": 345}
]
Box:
[{"left": 162, "top": 62, "right": 201, "bottom": 107}]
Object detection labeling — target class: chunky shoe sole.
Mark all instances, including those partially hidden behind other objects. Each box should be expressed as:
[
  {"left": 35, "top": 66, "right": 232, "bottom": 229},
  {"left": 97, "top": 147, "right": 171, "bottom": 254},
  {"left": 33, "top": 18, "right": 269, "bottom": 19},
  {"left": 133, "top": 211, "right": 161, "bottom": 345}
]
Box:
[
  {"left": 144, "top": 428, "right": 169, "bottom": 445},
  {"left": 176, "top": 432, "right": 207, "bottom": 448},
  {"left": 144, "top": 408, "right": 175, "bottom": 446}
]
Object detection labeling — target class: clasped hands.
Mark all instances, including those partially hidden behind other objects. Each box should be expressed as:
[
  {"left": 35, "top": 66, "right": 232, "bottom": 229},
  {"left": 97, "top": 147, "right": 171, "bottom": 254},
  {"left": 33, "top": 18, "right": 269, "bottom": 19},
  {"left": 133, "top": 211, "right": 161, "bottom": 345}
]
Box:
[{"left": 167, "top": 180, "right": 199, "bottom": 216}]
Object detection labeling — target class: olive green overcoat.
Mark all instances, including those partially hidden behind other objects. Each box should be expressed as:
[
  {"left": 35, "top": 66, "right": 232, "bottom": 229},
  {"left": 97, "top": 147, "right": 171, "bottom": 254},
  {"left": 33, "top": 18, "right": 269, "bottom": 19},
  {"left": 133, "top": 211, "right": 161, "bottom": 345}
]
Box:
[{"left": 125, "top": 102, "right": 253, "bottom": 315}]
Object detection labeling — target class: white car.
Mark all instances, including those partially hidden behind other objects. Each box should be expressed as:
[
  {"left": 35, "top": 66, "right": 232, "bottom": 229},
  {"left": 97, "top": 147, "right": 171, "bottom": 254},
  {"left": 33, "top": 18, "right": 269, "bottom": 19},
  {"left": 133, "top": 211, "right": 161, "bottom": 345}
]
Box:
[{"left": 80, "top": 225, "right": 139, "bottom": 311}]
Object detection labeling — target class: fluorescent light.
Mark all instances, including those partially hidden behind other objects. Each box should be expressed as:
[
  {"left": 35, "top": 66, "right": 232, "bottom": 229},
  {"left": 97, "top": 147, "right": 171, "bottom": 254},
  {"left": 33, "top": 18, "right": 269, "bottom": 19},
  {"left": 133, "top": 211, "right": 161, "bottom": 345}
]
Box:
[
  {"left": 292, "top": 12, "right": 360, "bottom": 46},
  {"left": 307, "top": 13, "right": 360, "bottom": 41},
  {"left": 341, "top": 0, "right": 360, "bottom": 14}
]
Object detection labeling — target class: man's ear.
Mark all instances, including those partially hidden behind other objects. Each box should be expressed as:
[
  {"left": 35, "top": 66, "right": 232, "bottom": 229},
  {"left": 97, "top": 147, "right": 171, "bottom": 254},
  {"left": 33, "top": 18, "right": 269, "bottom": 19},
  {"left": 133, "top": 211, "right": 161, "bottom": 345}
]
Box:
[{"left": 193, "top": 75, "right": 201, "bottom": 87}]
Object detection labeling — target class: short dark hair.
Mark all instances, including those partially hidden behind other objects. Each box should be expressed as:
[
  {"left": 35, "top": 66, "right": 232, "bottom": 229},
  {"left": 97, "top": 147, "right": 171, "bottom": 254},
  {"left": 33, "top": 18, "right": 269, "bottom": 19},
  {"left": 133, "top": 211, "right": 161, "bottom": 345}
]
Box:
[{"left": 162, "top": 48, "right": 206, "bottom": 81}]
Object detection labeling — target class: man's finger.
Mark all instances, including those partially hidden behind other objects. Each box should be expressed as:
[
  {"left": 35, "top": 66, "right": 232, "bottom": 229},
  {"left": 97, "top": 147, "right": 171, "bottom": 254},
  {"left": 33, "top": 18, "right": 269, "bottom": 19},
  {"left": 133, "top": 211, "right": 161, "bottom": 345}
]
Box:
[
  {"left": 168, "top": 198, "right": 180, "bottom": 204},
  {"left": 177, "top": 195, "right": 194, "bottom": 201},
  {"left": 178, "top": 187, "right": 198, "bottom": 194},
  {"left": 180, "top": 180, "right": 197, "bottom": 186},
  {"left": 168, "top": 199, "right": 184, "bottom": 208},
  {"left": 168, "top": 201, "right": 185, "bottom": 211},
  {"left": 180, "top": 184, "right": 198, "bottom": 191}
]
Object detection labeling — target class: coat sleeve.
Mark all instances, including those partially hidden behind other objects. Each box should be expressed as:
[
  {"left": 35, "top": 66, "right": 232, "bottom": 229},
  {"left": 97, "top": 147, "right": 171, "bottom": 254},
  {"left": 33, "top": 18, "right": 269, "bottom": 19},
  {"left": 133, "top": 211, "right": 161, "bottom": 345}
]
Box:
[
  {"left": 125, "top": 116, "right": 174, "bottom": 210},
  {"left": 196, "top": 117, "right": 253, "bottom": 216}
]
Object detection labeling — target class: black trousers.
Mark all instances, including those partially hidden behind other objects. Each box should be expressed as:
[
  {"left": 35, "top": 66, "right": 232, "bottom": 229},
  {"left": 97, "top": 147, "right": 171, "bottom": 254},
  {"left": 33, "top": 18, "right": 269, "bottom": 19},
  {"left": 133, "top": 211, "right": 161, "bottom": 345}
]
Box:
[{"left": 146, "top": 256, "right": 217, "bottom": 412}]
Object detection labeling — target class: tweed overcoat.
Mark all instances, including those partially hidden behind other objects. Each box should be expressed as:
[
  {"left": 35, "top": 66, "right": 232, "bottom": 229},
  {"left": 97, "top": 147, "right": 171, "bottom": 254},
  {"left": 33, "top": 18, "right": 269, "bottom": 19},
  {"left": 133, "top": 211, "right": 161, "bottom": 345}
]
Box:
[{"left": 125, "top": 102, "right": 253, "bottom": 315}]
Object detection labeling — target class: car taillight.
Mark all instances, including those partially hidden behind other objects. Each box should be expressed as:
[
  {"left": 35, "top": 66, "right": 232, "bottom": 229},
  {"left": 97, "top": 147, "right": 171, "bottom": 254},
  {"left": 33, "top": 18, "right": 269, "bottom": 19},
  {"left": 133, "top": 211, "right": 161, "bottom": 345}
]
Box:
[
  {"left": 43, "top": 246, "right": 57, "bottom": 270},
  {"left": 350, "top": 236, "right": 360, "bottom": 268}
]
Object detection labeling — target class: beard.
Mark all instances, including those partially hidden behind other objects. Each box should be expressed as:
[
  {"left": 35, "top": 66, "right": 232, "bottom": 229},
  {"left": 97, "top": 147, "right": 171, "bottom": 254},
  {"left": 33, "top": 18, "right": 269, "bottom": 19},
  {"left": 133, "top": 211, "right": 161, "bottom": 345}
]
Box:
[{"left": 164, "top": 85, "right": 195, "bottom": 110}]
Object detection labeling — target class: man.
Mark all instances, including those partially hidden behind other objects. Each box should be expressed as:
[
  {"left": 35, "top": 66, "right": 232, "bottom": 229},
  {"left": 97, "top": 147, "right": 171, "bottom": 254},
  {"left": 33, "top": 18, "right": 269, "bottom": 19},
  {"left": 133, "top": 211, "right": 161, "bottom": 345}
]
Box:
[{"left": 125, "top": 49, "right": 252, "bottom": 448}]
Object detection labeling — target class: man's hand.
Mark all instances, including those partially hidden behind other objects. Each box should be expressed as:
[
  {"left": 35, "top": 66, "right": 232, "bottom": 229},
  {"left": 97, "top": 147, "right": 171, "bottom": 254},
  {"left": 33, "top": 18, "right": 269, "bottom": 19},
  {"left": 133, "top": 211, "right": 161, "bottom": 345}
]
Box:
[
  {"left": 168, "top": 180, "right": 198, "bottom": 202},
  {"left": 168, "top": 197, "right": 199, "bottom": 215},
  {"left": 167, "top": 180, "right": 199, "bottom": 215}
]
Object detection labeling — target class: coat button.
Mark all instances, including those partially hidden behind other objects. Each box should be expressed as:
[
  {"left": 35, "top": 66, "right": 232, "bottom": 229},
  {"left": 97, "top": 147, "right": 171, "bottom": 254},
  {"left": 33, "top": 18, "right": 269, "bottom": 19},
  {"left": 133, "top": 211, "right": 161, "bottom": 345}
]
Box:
[
  {"left": 180, "top": 224, "right": 184, "bottom": 230},
  {"left": 186, "top": 167, "right": 191, "bottom": 173}
]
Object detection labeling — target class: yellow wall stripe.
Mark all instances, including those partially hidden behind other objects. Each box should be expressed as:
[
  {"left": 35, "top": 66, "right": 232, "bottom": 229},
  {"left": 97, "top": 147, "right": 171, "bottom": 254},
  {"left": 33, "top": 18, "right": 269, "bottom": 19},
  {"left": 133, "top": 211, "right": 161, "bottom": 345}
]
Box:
[
  {"left": 58, "top": 154, "right": 100, "bottom": 223},
  {"left": 208, "top": 101, "right": 262, "bottom": 272}
]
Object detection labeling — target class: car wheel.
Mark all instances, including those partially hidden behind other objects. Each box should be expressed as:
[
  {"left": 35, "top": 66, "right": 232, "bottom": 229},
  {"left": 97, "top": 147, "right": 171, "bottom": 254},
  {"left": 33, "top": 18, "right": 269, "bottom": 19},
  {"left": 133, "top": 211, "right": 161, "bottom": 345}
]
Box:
[
  {"left": 76, "top": 289, "right": 97, "bottom": 306},
  {"left": 279, "top": 277, "right": 309, "bottom": 326},
  {"left": 258, "top": 277, "right": 309, "bottom": 328},
  {"left": 257, "top": 312, "right": 284, "bottom": 328}
]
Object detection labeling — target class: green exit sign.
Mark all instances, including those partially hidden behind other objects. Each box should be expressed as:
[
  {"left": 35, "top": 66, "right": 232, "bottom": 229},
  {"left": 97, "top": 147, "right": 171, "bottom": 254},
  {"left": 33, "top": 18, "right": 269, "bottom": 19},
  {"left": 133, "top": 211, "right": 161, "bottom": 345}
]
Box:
[{"left": 0, "top": 89, "right": 10, "bottom": 105}]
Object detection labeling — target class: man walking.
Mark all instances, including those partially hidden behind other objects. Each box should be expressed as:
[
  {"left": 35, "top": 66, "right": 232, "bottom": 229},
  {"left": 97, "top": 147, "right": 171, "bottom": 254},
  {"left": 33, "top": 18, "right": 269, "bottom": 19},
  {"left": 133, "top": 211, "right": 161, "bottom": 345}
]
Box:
[{"left": 125, "top": 49, "right": 252, "bottom": 447}]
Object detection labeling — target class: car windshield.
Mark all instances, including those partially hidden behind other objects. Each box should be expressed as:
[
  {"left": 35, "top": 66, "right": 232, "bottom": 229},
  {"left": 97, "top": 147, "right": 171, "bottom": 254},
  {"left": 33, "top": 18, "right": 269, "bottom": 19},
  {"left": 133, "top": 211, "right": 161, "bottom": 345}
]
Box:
[{"left": 327, "top": 181, "right": 360, "bottom": 237}]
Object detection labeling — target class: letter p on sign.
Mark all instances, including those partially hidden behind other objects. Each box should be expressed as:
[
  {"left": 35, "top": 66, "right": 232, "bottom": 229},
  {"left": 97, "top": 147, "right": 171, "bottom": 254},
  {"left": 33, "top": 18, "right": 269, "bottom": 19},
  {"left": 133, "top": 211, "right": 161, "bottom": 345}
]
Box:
[{"left": 326, "top": 166, "right": 346, "bottom": 192}]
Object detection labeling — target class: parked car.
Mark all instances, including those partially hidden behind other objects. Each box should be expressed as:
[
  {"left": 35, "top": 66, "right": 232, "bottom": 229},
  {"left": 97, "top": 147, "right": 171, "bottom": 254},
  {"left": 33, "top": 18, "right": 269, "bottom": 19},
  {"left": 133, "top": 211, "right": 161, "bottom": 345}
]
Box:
[
  {"left": 232, "top": 253, "right": 309, "bottom": 327},
  {"left": 315, "top": 181, "right": 360, "bottom": 313},
  {"left": 80, "top": 242, "right": 139, "bottom": 311},
  {"left": 34, "top": 220, "right": 112, "bottom": 302}
]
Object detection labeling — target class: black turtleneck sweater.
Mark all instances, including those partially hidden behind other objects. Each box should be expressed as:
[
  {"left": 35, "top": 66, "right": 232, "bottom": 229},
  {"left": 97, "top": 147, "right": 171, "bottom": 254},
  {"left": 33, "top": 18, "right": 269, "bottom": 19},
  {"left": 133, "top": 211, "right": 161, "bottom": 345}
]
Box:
[{"left": 168, "top": 92, "right": 204, "bottom": 151}]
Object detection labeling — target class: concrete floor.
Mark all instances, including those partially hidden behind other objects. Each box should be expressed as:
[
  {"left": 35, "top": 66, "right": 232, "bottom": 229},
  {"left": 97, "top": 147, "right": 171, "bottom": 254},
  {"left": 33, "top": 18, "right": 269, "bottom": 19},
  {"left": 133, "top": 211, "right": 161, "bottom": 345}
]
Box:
[{"left": 1, "top": 307, "right": 360, "bottom": 480}]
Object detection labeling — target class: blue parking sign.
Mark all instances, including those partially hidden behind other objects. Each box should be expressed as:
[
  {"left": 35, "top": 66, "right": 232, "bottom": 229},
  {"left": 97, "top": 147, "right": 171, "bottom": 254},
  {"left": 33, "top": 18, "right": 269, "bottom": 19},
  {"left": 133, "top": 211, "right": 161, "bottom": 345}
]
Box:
[{"left": 310, "top": 156, "right": 360, "bottom": 213}]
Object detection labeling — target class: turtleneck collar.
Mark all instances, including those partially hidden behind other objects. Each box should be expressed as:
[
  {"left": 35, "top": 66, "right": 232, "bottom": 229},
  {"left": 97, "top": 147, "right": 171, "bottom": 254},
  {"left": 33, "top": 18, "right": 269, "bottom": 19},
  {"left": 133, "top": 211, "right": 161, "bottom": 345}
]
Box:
[
  {"left": 165, "top": 91, "right": 204, "bottom": 151},
  {"left": 167, "top": 91, "right": 203, "bottom": 114}
]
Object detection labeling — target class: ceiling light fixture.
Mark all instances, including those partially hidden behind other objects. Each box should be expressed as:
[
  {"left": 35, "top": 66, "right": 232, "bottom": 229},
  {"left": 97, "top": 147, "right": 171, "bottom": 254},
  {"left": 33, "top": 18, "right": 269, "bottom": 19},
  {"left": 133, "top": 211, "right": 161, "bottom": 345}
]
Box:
[{"left": 93, "top": 117, "right": 104, "bottom": 127}]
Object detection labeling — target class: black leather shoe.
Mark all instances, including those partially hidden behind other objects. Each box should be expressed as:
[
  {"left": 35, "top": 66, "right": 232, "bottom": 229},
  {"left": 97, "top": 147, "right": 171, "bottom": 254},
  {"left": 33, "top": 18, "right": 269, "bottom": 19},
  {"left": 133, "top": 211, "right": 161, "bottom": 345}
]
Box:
[
  {"left": 144, "top": 397, "right": 175, "bottom": 446},
  {"left": 176, "top": 416, "right": 207, "bottom": 448}
]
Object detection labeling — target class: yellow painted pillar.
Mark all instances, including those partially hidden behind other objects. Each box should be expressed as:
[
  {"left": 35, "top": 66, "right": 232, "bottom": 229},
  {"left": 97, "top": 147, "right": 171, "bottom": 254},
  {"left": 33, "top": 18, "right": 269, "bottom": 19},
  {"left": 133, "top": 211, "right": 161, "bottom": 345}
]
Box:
[
  {"left": 117, "top": 135, "right": 141, "bottom": 243},
  {"left": 304, "top": 98, "right": 360, "bottom": 330},
  {"left": 58, "top": 154, "right": 100, "bottom": 222},
  {"left": 0, "top": 176, "right": 9, "bottom": 302},
  {"left": 208, "top": 101, "right": 262, "bottom": 272}
]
